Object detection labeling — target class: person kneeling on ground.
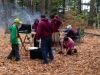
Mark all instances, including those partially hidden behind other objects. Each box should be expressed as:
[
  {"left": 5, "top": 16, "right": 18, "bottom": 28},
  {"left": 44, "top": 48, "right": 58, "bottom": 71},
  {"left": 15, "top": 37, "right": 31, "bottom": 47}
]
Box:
[{"left": 58, "top": 36, "right": 77, "bottom": 55}]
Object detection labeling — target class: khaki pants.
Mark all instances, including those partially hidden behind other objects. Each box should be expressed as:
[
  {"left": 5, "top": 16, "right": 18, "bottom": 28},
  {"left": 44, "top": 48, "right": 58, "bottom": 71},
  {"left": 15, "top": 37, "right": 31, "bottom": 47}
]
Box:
[{"left": 52, "top": 32, "right": 60, "bottom": 42}]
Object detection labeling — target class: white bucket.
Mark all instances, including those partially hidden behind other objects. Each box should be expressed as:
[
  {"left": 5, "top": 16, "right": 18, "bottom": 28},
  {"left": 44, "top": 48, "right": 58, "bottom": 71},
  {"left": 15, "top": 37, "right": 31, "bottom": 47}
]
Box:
[{"left": 28, "top": 47, "right": 38, "bottom": 50}]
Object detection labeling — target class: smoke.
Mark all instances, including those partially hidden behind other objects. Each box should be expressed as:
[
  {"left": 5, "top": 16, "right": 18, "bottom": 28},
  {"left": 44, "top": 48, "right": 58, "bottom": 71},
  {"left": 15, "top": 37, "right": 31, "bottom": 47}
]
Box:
[
  {"left": 0, "top": 2, "right": 41, "bottom": 28},
  {"left": 0, "top": 3, "right": 5, "bottom": 28}
]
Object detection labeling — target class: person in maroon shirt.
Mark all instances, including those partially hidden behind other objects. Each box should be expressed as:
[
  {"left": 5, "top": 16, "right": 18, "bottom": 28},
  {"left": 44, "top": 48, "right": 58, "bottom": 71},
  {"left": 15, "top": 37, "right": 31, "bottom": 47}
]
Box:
[
  {"left": 66, "top": 25, "right": 75, "bottom": 40},
  {"left": 50, "top": 14, "right": 63, "bottom": 50},
  {"left": 32, "top": 18, "right": 39, "bottom": 47},
  {"left": 36, "top": 15, "right": 54, "bottom": 64}
]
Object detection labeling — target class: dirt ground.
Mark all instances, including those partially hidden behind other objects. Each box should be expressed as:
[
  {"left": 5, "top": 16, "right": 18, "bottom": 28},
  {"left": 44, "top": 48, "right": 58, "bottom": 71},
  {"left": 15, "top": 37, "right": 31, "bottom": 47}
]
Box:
[{"left": 0, "top": 28, "right": 100, "bottom": 75}]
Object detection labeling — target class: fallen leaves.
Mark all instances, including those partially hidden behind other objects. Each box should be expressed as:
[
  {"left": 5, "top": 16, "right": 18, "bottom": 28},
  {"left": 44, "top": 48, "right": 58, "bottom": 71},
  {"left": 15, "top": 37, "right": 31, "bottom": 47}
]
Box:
[{"left": 0, "top": 28, "right": 100, "bottom": 75}]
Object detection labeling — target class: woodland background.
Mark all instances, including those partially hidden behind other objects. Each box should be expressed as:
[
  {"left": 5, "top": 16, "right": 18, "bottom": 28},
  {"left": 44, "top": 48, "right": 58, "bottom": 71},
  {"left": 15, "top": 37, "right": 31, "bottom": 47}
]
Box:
[{"left": 0, "top": 0, "right": 100, "bottom": 75}]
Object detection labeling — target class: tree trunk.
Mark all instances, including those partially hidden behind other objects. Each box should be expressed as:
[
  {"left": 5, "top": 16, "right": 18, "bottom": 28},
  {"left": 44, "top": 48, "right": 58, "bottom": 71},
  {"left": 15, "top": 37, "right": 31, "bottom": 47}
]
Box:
[
  {"left": 47, "top": 0, "right": 52, "bottom": 17},
  {"left": 89, "top": 0, "right": 95, "bottom": 17},
  {"left": 57, "top": 0, "right": 59, "bottom": 14},
  {"left": 33, "top": 0, "right": 36, "bottom": 14},
  {"left": 63, "top": 0, "right": 66, "bottom": 15},
  {"left": 88, "top": 0, "right": 95, "bottom": 26},
  {"left": 78, "top": 0, "right": 81, "bottom": 13},
  {"left": 28, "top": 0, "right": 32, "bottom": 10},
  {"left": 40, "top": 0, "right": 45, "bottom": 15},
  {"left": 4, "top": 0, "right": 9, "bottom": 33}
]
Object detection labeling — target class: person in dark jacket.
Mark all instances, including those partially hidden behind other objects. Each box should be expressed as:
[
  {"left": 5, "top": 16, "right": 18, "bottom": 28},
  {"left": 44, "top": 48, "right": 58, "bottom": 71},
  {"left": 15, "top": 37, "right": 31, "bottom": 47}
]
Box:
[
  {"left": 32, "top": 18, "right": 39, "bottom": 47},
  {"left": 66, "top": 25, "right": 75, "bottom": 40},
  {"left": 7, "top": 18, "right": 21, "bottom": 61},
  {"left": 36, "top": 15, "right": 54, "bottom": 64}
]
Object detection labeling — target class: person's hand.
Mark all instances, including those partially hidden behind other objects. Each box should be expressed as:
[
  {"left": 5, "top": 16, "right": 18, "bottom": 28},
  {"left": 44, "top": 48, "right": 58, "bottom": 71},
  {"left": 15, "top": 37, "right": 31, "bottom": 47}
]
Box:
[
  {"left": 58, "top": 29, "right": 62, "bottom": 32},
  {"left": 18, "top": 42, "right": 22, "bottom": 45}
]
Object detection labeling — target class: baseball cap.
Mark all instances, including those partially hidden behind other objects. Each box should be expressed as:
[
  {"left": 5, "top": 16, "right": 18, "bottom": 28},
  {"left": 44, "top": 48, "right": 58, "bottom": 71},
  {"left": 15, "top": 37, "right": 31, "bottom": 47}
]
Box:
[
  {"left": 14, "top": 18, "right": 22, "bottom": 23},
  {"left": 67, "top": 25, "right": 72, "bottom": 29}
]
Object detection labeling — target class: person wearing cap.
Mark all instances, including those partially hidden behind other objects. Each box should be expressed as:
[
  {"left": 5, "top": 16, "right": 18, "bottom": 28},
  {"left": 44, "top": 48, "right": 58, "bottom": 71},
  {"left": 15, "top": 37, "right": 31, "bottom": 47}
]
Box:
[
  {"left": 63, "top": 25, "right": 72, "bottom": 32},
  {"left": 7, "top": 18, "right": 21, "bottom": 61},
  {"left": 64, "top": 25, "right": 75, "bottom": 40}
]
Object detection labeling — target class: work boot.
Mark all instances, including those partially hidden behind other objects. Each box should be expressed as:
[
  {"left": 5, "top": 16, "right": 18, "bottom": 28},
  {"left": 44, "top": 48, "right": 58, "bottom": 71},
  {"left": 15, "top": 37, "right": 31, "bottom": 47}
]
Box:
[
  {"left": 7, "top": 57, "right": 12, "bottom": 60},
  {"left": 15, "top": 58, "right": 20, "bottom": 61}
]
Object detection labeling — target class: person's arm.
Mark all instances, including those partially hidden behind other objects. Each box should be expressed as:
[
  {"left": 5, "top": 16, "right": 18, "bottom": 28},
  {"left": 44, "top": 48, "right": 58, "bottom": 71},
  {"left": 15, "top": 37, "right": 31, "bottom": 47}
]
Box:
[
  {"left": 32, "top": 24, "right": 34, "bottom": 29},
  {"left": 11, "top": 26, "right": 17, "bottom": 39},
  {"left": 36, "top": 23, "right": 43, "bottom": 40},
  {"left": 66, "top": 47, "right": 70, "bottom": 53},
  {"left": 56, "top": 19, "right": 63, "bottom": 31},
  {"left": 59, "top": 22, "right": 63, "bottom": 30}
]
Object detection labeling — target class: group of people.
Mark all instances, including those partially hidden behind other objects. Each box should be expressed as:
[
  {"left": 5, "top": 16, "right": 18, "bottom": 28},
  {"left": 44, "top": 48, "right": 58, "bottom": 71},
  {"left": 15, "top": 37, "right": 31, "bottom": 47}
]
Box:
[
  {"left": 32, "top": 14, "right": 62, "bottom": 64},
  {"left": 58, "top": 25, "right": 77, "bottom": 55},
  {"left": 7, "top": 13, "right": 77, "bottom": 64}
]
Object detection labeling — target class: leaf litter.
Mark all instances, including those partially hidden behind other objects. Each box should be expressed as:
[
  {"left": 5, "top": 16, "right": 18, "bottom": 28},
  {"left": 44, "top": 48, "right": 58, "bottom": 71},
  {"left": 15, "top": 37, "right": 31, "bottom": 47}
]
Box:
[{"left": 0, "top": 28, "right": 100, "bottom": 75}]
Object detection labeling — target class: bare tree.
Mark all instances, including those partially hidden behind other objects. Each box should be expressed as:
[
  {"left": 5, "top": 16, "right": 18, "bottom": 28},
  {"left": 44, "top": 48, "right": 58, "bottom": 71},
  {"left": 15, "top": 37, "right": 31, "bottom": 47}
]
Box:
[
  {"left": 89, "top": 0, "right": 95, "bottom": 17},
  {"left": 4, "top": 0, "right": 9, "bottom": 33},
  {"left": 47, "top": 0, "right": 52, "bottom": 17},
  {"left": 33, "top": 0, "right": 36, "bottom": 14},
  {"left": 77, "top": 0, "right": 81, "bottom": 13},
  {"left": 63, "top": 0, "right": 66, "bottom": 15},
  {"left": 57, "top": 0, "right": 60, "bottom": 14},
  {"left": 40, "top": 0, "right": 45, "bottom": 15},
  {"left": 88, "top": 0, "right": 95, "bottom": 25}
]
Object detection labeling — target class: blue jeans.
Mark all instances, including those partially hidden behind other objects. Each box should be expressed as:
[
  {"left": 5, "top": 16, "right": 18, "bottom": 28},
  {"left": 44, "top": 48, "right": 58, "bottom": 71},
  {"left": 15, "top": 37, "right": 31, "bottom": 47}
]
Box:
[
  {"left": 41, "top": 36, "right": 54, "bottom": 63},
  {"left": 63, "top": 29, "right": 68, "bottom": 32}
]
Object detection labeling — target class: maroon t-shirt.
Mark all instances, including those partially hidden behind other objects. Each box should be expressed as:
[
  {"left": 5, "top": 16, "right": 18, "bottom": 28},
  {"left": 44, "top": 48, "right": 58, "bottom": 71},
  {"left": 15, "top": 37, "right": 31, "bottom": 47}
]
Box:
[{"left": 51, "top": 18, "right": 62, "bottom": 32}]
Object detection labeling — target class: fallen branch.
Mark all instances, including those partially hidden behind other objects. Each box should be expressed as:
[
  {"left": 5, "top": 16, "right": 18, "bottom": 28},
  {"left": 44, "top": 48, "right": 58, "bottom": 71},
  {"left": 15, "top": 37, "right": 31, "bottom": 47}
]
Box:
[{"left": 85, "top": 32, "right": 100, "bottom": 36}]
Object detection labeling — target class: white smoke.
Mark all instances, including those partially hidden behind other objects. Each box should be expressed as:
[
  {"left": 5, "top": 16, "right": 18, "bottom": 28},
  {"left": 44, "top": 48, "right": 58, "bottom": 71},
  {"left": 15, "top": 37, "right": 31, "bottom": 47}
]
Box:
[{"left": 0, "top": 2, "right": 41, "bottom": 28}]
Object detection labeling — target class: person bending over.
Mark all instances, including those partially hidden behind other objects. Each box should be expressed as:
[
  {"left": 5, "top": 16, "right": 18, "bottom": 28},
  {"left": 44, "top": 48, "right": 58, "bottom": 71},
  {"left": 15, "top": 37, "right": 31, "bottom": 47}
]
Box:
[{"left": 58, "top": 36, "right": 77, "bottom": 55}]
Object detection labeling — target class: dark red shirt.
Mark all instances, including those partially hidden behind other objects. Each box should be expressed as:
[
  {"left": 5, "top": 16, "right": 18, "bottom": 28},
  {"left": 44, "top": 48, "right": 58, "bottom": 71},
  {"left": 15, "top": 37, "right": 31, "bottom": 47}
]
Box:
[
  {"left": 67, "top": 29, "right": 75, "bottom": 38},
  {"left": 36, "top": 18, "right": 53, "bottom": 40},
  {"left": 51, "top": 18, "right": 62, "bottom": 32},
  {"left": 32, "top": 18, "right": 39, "bottom": 32}
]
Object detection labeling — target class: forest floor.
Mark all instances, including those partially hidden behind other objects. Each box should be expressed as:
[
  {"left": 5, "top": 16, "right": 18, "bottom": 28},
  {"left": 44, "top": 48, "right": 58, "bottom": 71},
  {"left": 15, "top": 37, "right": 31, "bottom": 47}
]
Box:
[{"left": 0, "top": 28, "right": 100, "bottom": 75}]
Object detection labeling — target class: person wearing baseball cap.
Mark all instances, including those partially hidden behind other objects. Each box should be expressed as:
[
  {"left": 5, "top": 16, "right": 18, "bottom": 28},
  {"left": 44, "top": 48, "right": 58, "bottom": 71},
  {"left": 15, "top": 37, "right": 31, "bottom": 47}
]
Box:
[
  {"left": 7, "top": 18, "right": 22, "bottom": 61},
  {"left": 14, "top": 18, "right": 22, "bottom": 24},
  {"left": 66, "top": 25, "right": 75, "bottom": 40}
]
